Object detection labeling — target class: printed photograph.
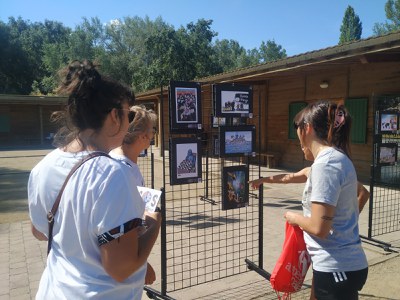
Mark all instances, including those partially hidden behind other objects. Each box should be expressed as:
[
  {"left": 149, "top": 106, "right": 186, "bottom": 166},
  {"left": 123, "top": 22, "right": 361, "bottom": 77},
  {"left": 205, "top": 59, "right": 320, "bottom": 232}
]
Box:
[
  {"left": 169, "top": 137, "right": 203, "bottom": 185},
  {"left": 176, "top": 142, "right": 198, "bottom": 178},
  {"left": 380, "top": 113, "right": 398, "bottom": 132},
  {"left": 378, "top": 143, "right": 398, "bottom": 166},
  {"left": 219, "top": 125, "right": 256, "bottom": 157},
  {"left": 169, "top": 81, "right": 202, "bottom": 132},
  {"left": 176, "top": 87, "right": 198, "bottom": 123},
  {"left": 222, "top": 165, "right": 249, "bottom": 210},
  {"left": 214, "top": 83, "right": 253, "bottom": 117},
  {"left": 221, "top": 90, "right": 250, "bottom": 114}
]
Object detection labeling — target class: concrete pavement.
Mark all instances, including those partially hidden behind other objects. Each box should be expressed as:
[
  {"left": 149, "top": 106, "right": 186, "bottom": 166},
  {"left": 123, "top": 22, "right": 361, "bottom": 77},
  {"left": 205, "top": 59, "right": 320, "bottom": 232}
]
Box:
[{"left": 1, "top": 147, "right": 399, "bottom": 300}]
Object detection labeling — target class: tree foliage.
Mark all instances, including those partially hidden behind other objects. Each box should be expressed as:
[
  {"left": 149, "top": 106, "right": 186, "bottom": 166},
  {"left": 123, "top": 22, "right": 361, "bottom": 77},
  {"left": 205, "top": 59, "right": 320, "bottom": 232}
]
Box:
[
  {"left": 339, "top": 5, "right": 362, "bottom": 45},
  {"left": 0, "top": 16, "right": 288, "bottom": 95},
  {"left": 373, "top": 0, "right": 400, "bottom": 35},
  {"left": 258, "top": 40, "right": 287, "bottom": 62}
]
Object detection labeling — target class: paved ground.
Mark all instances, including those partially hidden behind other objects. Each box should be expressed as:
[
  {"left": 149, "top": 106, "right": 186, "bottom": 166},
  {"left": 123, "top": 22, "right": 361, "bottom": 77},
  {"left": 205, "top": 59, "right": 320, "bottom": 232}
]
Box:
[{"left": 0, "top": 147, "right": 399, "bottom": 300}]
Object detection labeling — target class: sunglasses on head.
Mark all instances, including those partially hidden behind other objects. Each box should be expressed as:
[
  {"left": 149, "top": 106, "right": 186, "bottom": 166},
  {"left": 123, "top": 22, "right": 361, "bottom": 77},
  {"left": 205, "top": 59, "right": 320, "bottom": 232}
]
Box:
[{"left": 113, "top": 108, "right": 135, "bottom": 123}]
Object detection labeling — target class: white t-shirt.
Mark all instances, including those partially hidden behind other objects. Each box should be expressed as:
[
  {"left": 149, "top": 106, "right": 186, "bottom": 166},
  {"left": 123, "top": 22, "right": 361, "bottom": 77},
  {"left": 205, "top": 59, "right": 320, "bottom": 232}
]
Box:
[
  {"left": 28, "top": 149, "right": 146, "bottom": 299},
  {"left": 109, "top": 152, "right": 145, "bottom": 187},
  {"left": 302, "top": 147, "right": 368, "bottom": 272}
]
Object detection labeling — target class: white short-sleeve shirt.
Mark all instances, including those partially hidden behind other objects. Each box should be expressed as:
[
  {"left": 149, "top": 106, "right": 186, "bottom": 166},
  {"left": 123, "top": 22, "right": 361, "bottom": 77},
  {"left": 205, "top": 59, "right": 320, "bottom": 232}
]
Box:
[{"left": 28, "top": 149, "right": 146, "bottom": 299}]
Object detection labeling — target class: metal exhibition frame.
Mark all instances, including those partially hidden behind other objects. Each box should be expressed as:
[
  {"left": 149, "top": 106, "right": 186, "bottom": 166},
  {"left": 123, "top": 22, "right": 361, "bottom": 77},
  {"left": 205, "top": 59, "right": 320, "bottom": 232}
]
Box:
[
  {"left": 366, "top": 95, "right": 400, "bottom": 250},
  {"left": 145, "top": 84, "right": 266, "bottom": 299}
]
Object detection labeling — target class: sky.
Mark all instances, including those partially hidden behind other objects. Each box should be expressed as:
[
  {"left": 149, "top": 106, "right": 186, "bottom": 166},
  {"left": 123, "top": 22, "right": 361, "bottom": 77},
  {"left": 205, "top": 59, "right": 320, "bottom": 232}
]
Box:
[{"left": 0, "top": 0, "right": 389, "bottom": 56}]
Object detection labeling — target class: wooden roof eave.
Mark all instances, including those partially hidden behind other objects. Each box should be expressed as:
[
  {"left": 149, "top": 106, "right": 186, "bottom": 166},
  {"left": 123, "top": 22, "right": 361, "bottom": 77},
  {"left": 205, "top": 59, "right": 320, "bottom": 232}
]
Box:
[{"left": 0, "top": 94, "right": 68, "bottom": 105}]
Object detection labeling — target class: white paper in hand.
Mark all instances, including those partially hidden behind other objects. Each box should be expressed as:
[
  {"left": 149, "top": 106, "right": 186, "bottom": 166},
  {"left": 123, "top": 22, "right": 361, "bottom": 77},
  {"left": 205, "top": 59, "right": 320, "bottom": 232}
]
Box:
[{"left": 137, "top": 186, "right": 162, "bottom": 212}]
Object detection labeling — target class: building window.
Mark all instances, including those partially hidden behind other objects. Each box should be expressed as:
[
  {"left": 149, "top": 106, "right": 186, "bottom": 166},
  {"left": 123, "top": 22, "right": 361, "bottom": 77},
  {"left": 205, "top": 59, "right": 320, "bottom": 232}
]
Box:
[
  {"left": 0, "top": 114, "right": 10, "bottom": 133},
  {"left": 288, "top": 102, "right": 307, "bottom": 140},
  {"left": 345, "top": 98, "right": 368, "bottom": 144}
]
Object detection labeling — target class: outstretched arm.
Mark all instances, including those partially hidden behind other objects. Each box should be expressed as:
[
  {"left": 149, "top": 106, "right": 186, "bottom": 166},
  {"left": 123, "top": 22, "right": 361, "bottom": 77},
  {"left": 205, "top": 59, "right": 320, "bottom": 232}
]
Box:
[{"left": 249, "top": 167, "right": 310, "bottom": 189}]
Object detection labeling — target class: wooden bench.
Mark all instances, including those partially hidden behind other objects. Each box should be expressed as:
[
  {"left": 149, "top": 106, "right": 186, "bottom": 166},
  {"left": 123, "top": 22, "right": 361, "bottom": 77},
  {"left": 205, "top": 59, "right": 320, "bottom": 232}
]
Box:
[{"left": 258, "top": 153, "right": 281, "bottom": 169}]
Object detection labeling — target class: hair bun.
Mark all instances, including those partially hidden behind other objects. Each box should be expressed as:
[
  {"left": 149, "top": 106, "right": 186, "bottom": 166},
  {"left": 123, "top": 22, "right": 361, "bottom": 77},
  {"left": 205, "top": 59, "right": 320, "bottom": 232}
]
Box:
[
  {"left": 78, "top": 60, "right": 101, "bottom": 90},
  {"left": 66, "top": 60, "right": 101, "bottom": 91}
]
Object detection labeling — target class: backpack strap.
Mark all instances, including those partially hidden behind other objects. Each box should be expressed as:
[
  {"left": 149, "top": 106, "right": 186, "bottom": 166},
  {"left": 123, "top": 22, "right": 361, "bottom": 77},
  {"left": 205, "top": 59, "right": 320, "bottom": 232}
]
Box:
[{"left": 47, "top": 151, "right": 110, "bottom": 255}]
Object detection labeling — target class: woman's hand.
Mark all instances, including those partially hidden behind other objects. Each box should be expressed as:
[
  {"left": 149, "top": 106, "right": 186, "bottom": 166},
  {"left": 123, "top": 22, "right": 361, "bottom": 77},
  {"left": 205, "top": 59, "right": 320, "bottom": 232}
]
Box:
[
  {"left": 248, "top": 178, "right": 264, "bottom": 189},
  {"left": 284, "top": 211, "right": 300, "bottom": 226},
  {"left": 144, "top": 211, "right": 162, "bottom": 229}
]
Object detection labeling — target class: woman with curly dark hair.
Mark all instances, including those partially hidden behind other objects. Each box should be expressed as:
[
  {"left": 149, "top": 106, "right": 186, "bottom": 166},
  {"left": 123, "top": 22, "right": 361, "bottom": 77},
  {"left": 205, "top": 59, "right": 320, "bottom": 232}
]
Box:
[{"left": 28, "top": 60, "right": 161, "bottom": 299}]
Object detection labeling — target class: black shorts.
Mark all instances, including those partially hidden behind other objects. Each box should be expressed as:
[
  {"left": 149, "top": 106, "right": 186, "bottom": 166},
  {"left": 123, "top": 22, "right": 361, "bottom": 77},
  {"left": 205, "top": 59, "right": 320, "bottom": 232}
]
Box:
[{"left": 313, "top": 268, "right": 368, "bottom": 300}]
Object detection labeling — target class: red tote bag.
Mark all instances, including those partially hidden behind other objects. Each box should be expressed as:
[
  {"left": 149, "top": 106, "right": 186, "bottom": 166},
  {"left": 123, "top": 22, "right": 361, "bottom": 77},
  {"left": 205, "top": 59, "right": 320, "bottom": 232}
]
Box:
[{"left": 270, "top": 222, "right": 311, "bottom": 296}]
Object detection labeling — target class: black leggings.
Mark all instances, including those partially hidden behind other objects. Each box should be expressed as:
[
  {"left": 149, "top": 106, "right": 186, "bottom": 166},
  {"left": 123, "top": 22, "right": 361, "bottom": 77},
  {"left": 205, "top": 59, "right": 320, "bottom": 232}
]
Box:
[{"left": 313, "top": 268, "right": 368, "bottom": 300}]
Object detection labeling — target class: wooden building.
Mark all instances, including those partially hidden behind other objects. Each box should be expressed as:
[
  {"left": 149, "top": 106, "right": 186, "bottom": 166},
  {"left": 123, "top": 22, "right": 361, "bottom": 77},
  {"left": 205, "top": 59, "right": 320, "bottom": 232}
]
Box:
[
  {"left": 136, "top": 31, "right": 400, "bottom": 182},
  {"left": 1, "top": 32, "right": 399, "bottom": 181},
  {"left": 0, "top": 95, "right": 66, "bottom": 146}
]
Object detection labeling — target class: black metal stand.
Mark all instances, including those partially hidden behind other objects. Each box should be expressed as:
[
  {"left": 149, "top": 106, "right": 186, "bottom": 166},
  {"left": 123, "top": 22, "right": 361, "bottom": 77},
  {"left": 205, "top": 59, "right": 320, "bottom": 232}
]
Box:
[
  {"left": 200, "top": 150, "right": 217, "bottom": 205},
  {"left": 360, "top": 235, "right": 397, "bottom": 253},
  {"left": 144, "top": 286, "right": 176, "bottom": 300},
  {"left": 245, "top": 259, "right": 270, "bottom": 280}
]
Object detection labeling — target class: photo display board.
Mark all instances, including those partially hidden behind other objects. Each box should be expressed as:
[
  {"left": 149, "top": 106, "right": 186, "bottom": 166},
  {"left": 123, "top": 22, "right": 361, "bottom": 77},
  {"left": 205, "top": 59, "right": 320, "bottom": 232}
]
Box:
[
  {"left": 219, "top": 125, "right": 256, "bottom": 157},
  {"left": 169, "top": 137, "right": 203, "bottom": 185},
  {"left": 214, "top": 83, "right": 253, "bottom": 118},
  {"left": 221, "top": 165, "right": 249, "bottom": 210},
  {"left": 378, "top": 111, "right": 399, "bottom": 134},
  {"left": 169, "top": 80, "right": 202, "bottom": 133},
  {"left": 377, "top": 143, "right": 398, "bottom": 166}
]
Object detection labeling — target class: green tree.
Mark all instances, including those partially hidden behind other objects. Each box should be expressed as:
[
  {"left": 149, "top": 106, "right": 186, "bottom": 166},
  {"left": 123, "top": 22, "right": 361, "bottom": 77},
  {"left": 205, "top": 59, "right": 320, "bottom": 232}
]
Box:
[
  {"left": 31, "top": 20, "right": 71, "bottom": 94},
  {"left": 99, "top": 16, "right": 170, "bottom": 89},
  {"left": 373, "top": 0, "right": 400, "bottom": 35},
  {"left": 213, "top": 39, "right": 247, "bottom": 72},
  {"left": 177, "top": 19, "right": 219, "bottom": 79},
  {"left": 0, "top": 21, "right": 31, "bottom": 94},
  {"left": 2, "top": 17, "right": 71, "bottom": 94},
  {"left": 339, "top": 5, "right": 362, "bottom": 44},
  {"left": 33, "top": 18, "right": 105, "bottom": 95},
  {"left": 258, "top": 40, "right": 287, "bottom": 63}
]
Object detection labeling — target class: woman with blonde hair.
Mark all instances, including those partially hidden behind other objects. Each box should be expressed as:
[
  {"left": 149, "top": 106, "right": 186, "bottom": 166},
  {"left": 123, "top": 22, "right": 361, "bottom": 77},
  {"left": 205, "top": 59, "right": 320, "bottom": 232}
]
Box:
[
  {"left": 110, "top": 105, "right": 157, "bottom": 186},
  {"left": 110, "top": 105, "right": 158, "bottom": 285}
]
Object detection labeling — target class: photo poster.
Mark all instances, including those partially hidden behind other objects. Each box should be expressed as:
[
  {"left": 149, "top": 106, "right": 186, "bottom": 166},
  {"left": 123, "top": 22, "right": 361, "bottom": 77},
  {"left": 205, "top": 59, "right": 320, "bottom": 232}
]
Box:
[
  {"left": 378, "top": 143, "right": 398, "bottom": 166},
  {"left": 137, "top": 186, "right": 162, "bottom": 212},
  {"left": 379, "top": 111, "right": 399, "bottom": 133},
  {"left": 169, "top": 80, "right": 202, "bottom": 132},
  {"left": 219, "top": 125, "right": 256, "bottom": 157},
  {"left": 222, "top": 165, "right": 249, "bottom": 210},
  {"left": 169, "top": 137, "right": 202, "bottom": 185},
  {"left": 214, "top": 83, "right": 253, "bottom": 118},
  {"left": 212, "top": 116, "right": 226, "bottom": 128}
]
